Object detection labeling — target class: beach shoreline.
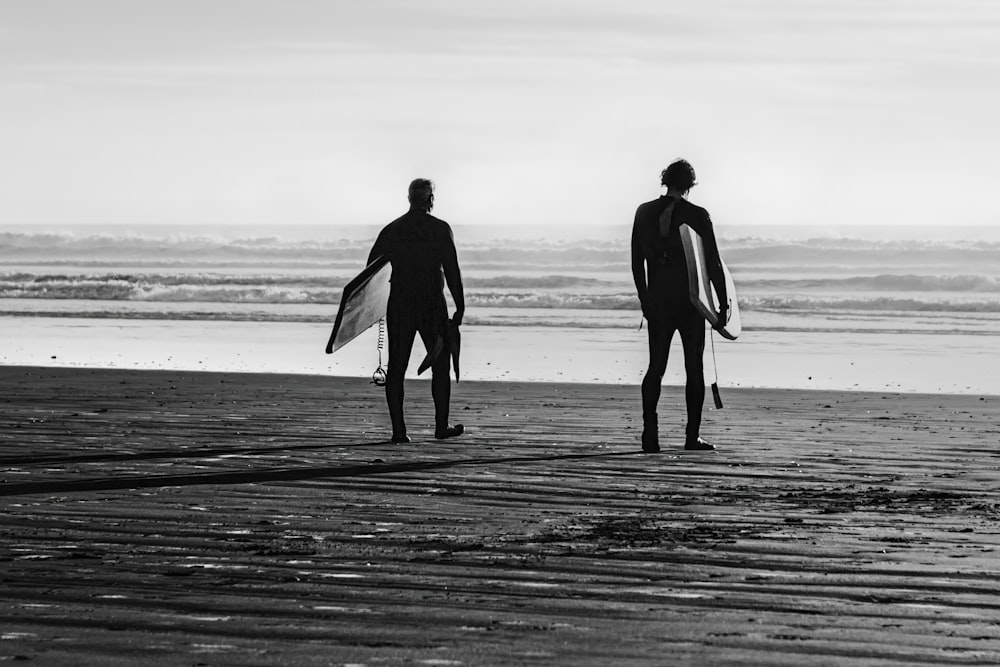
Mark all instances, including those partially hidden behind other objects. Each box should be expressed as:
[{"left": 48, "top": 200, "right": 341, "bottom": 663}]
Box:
[
  {"left": 4, "top": 314, "right": 1000, "bottom": 396},
  {"left": 2, "top": 366, "right": 999, "bottom": 664}
]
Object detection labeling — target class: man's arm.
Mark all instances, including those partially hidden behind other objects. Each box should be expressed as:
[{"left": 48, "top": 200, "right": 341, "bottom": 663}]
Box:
[
  {"left": 702, "top": 212, "right": 729, "bottom": 323},
  {"left": 442, "top": 226, "right": 465, "bottom": 324},
  {"left": 367, "top": 228, "right": 387, "bottom": 267},
  {"left": 630, "top": 210, "right": 649, "bottom": 316}
]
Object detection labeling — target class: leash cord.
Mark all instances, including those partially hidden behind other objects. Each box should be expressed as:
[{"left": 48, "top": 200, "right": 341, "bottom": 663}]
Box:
[
  {"left": 372, "top": 317, "right": 387, "bottom": 386},
  {"left": 710, "top": 327, "right": 719, "bottom": 386},
  {"left": 710, "top": 327, "right": 724, "bottom": 409}
]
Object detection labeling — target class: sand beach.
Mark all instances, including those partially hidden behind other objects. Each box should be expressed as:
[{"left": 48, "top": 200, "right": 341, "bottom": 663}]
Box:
[
  {"left": 5, "top": 1, "right": 1000, "bottom": 664},
  {"left": 2, "top": 366, "right": 998, "bottom": 665}
]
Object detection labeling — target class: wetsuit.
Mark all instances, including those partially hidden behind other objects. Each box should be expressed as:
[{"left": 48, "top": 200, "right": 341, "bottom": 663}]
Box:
[
  {"left": 631, "top": 195, "right": 726, "bottom": 444},
  {"left": 368, "top": 209, "right": 465, "bottom": 438}
]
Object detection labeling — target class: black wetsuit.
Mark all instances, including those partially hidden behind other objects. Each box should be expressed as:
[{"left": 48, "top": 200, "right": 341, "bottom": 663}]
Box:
[
  {"left": 631, "top": 195, "right": 725, "bottom": 443},
  {"left": 368, "top": 209, "right": 464, "bottom": 438}
]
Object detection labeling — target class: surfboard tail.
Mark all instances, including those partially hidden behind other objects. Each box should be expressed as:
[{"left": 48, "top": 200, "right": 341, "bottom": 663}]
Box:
[{"left": 326, "top": 256, "right": 391, "bottom": 355}]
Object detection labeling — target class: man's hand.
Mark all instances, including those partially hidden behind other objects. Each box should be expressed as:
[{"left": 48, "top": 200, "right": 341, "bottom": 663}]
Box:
[
  {"left": 640, "top": 298, "right": 652, "bottom": 320},
  {"left": 451, "top": 310, "right": 464, "bottom": 327},
  {"left": 715, "top": 302, "right": 729, "bottom": 326}
]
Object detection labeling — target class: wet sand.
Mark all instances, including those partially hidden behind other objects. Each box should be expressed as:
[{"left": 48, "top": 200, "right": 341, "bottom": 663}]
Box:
[{"left": 1, "top": 366, "right": 999, "bottom": 665}]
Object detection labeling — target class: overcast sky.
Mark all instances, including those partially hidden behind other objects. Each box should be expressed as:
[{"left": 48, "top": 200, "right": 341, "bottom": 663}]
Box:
[{"left": 1, "top": 0, "right": 998, "bottom": 227}]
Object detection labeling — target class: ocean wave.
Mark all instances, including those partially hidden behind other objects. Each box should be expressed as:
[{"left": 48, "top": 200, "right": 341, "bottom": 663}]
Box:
[
  {"left": 0, "top": 280, "right": 340, "bottom": 305},
  {"left": 0, "top": 272, "right": 619, "bottom": 301},
  {"left": 467, "top": 292, "right": 638, "bottom": 310},
  {"left": 468, "top": 294, "right": 1000, "bottom": 313},
  {"left": 743, "top": 296, "right": 1000, "bottom": 313},
  {"left": 10, "top": 270, "right": 999, "bottom": 300},
  {"left": 6, "top": 228, "right": 1000, "bottom": 272},
  {"left": 4, "top": 271, "right": 1000, "bottom": 313},
  {"left": 742, "top": 274, "right": 1000, "bottom": 292},
  {"left": 726, "top": 245, "right": 1000, "bottom": 268}
]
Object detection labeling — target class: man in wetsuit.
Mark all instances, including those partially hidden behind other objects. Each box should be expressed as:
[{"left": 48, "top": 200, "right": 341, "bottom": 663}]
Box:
[
  {"left": 367, "top": 178, "right": 465, "bottom": 443},
  {"left": 631, "top": 159, "right": 727, "bottom": 453}
]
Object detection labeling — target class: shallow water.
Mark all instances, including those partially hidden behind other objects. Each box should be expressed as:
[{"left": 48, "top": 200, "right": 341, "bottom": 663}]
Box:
[{"left": 3, "top": 316, "right": 997, "bottom": 395}]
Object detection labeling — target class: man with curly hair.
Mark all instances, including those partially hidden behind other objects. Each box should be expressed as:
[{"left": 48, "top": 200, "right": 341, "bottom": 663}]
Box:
[{"left": 631, "top": 159, "right": 727, "bottom": 453}]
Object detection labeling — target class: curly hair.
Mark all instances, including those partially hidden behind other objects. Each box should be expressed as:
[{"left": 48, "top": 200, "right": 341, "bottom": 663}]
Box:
[{"left": 660, "top": 159, "right": 697, "bottom": 192}]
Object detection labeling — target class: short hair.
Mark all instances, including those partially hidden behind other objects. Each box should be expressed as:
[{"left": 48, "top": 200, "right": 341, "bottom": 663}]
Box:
[
  {"left": 408, "top": 178, "right": 434, "bottom": 207},
  {"left": 660, "top": 159, "right": 697, "bottom": 192}
]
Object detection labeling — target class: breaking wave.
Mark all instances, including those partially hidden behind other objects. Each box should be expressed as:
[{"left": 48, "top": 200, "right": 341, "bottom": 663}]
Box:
[
  {"left": 5, "top": 227, "right": 1000, "bottom": 270},
  {"left": 3, "top": 225, "right": 1000, "bottom": 326}
]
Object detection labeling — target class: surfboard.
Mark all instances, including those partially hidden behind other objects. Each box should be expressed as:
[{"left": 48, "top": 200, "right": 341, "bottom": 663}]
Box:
[
  {"left": 325, "top": 255, "right": 391, "bottom": 354},
  {"left": 678, "top": 223, "right": 742, "bottom": 340},
  {"left": 416, "top": 319, "right": 461, "bottom": 381}
]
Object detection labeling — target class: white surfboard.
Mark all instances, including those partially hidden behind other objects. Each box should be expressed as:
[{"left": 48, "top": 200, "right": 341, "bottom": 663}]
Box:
[
  {"left": 325, "top": 255, "right": 391, "bottom": 354},
  {"left": 679, "top": 224, "right": 741, "bottom": 340}
]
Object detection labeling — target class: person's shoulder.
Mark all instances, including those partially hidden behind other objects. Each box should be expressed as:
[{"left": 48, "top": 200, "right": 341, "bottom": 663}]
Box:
[
  {"left": 678, "top": 198, "right": 708, "bottom": 213},
  {"left": 424, "top": 213, "right": 454, "bottom": 235},
  {"left": 380, "top": 214, "right": 406, "bottom": 232},
  {"left": 635, "top": 197, "right": 662, "bottom": 213},
  {"left": 383, "top": 210, "right": 422, "bottom": 234},
  {"left": 679, "top": 199, "right": 711, "bottom": 221},
  {"left": 633, "top": 197, "right": 663, "bottom": 224}
]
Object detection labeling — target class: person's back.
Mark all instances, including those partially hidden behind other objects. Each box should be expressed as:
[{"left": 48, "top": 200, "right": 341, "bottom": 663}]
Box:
[
  {"left": 368, "top": 178, "right": 465, "bottom": 444},
  {"left": 632, "top": 195, "right": 714, "bottom": 312},
  {"left": 368, "top": 210, "right": 456, "bottom": 304},
  {"left": 631, "top": 159, "right": 725, "bottom": 453}
]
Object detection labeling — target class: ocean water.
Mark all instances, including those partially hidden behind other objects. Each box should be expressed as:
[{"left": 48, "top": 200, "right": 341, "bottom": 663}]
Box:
[{"left": 2, "top": 223, "right": 999, "bottom": 394}]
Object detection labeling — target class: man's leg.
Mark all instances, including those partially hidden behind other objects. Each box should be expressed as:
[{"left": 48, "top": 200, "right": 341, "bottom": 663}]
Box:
[
  {"left": 386, "top": 307, "right": 417, "bottom": 442},
  {"left": 641, "top": 318, "right": 674, "bottom": 452},
  {"left": 417, "top": 325, "right": 463, "bottom": 439},
  {"left": 678, "top": 316, "right": 710, "bottom": 449}
]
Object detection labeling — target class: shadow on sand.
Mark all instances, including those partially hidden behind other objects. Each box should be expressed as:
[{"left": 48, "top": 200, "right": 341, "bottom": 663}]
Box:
[
  {"left": 0, "top": 448, "right": 640, "bottom": 497},
  {"left": 0, "top": 437, "right": 391, "bottom": 467}
]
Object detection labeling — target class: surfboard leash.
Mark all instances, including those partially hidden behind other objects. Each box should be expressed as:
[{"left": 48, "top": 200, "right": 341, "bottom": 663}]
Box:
[
  {"left": 710, "top": 328, "right": 723, "bottom": 409},
  {"left": 372, "top": 317, "right": 387, "bottom": 387}
]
